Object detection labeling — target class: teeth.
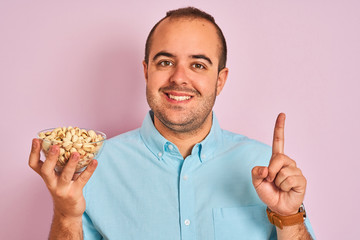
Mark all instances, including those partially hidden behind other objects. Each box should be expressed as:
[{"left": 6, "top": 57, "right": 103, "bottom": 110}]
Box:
[{"left": 168, "top": 94, "right": 191, "bottom": 101}]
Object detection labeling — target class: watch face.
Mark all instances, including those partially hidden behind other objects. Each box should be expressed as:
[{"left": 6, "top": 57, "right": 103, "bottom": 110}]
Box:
[{"left": 299, "top": 203, "right": 306, "bottom": 219}]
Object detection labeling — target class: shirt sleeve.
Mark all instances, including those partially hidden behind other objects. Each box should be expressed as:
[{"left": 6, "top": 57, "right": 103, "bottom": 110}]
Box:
[
  {"left": 304, "top": 216, "right": 316, "bottom": 239},
  {"left": 82, "top": 211, "right": 102, "bottom": 240}
]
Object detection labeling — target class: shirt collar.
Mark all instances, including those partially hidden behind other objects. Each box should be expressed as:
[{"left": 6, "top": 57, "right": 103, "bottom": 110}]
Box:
[
  {"left": 139, "top": 111, "right": 169, "bottom": 160},
  {"left": 139, "top": 111, "right": 222, "bottom": 162},
  {"left": 197, "top": 112, "right": 222, "bottom": 162}
]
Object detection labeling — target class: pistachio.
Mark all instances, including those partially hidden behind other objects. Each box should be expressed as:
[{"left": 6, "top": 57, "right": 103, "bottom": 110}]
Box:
[
  {"left": 65, "top": 131, "right": 72, "bottom": 140},
  {"left": 73, "top": 142, "right": 82, "bottom": 149},
  {"left": 38, "top": 132, "right": 46, "bottom": 139},
  {"left": 59, "top": 156, "right": 66, "bottom": 165},
  {"left": 62, "top": 142, "right": 72, "bottom": 151},
  {"left": 88, "top": 130, "right": 96, "bottom": 139},
  {"left": 80, "top": 129, "right": 87, "bottom": 136},
  {"left": 72, "top": 135, "right": 79, "bottom": 143},
  {"left": 70, "top": 128, "right": 76, "bottom": 136},
  {"left": 59, "top": 148, "right": 65, "bottom": 156},
  {"left": 78, "top": 148, "right": 86, "bottom": 156},
  {"left": 83, "top": 143, "right": 95, "bottom": 152},
  {"left": 42, "top": 140, "right": 51, "bottom": 152}
]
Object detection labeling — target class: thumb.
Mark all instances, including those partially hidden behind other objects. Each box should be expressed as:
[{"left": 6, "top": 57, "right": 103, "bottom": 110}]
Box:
[{"left": 252, "top": 166, "right": 268, "bottom": 187}]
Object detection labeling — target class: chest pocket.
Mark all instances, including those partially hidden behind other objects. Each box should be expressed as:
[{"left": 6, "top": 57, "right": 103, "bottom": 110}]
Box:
[{"left": 212, "top": 205, "right": 275, "bottom": 240}]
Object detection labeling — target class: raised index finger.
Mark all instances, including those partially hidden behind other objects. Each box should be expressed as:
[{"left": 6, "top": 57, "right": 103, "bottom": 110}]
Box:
[{"left": 272, "top": 113, "right": 286, "bottom": 154}]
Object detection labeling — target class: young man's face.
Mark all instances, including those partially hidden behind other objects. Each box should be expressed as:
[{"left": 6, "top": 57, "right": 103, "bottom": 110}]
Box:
[{"left": 143, "top": 17, "right": 228, "bottom": 134}]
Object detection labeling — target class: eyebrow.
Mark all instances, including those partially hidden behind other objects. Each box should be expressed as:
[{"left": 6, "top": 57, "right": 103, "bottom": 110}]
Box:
[
  {"left": 152, "top": 51, "right": 175, "bottom": 61},
  {"left": 152, "top": 51, "right": 213, "bottom": 66},
  {"left": 191, "top": 54, "right": 213, "bottom": 65}
]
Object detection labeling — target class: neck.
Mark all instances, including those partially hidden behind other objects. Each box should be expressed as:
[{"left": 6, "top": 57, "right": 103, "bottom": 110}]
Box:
[{"left": 154, "top": 113, "right": 213, "bottom": 158}]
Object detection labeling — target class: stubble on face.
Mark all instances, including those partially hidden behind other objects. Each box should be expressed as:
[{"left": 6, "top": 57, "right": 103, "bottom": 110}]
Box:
[{"left": 146, "top": 81, "right": 218, "bottom": 134}]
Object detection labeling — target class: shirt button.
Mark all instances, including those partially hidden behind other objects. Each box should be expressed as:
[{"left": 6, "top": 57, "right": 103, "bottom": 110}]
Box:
[
  {"left": 184, "top": 219, "right": 190, "bottom": 226},
  {"left": 158, "top": 152, "right": 163, "bottom": 157},
  {"left": 168, "top": 145, "right": 174, "bottom": 150},
  {"left": 183, "top": 175, "right": 188, "bottom": 181}
]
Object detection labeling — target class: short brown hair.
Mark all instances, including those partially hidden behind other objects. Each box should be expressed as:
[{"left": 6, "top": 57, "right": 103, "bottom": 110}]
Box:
[{"left": 144, "top": 7, "right": 227, "bottom": 71}]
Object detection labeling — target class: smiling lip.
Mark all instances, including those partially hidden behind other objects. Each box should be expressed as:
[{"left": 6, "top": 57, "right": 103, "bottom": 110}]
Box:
[{"left": 164, "top": 91, "right": 194, "bottom": 102}]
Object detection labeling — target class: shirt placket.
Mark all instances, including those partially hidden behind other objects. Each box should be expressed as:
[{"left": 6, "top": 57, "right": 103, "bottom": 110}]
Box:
[{"left": 178, "top": 153, "right": 197, "bottom": 240}]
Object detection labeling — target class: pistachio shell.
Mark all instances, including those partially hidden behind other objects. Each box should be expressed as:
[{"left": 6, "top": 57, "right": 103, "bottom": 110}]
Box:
[
  {"left": 73, "top": 142, "right": 82, "bottom": 149},
  {"left": 62, "top": 142, "right": 72, "bottom": 151},
  {"left": 88, "top": 130, "right": 96, "bottom": 139},
  {"left": 59, "top": 148, "right": 65, "bottom": 156},
  {"left": 78, "top": 148, "right": 86, "bottom": 156},
  {"left": 72, "top": 135, "right": 78, "bottom": 142},
  {"left": 70, "top": 128, "right": 76, "bottom": 136},
  {"left": 59, "top": 130, "right": 66, "bottom": 137},
  {"left": 59, "top": 156, "right": 66, "bottom": 164},
  {"left": 38, "top": 132, "right": 46, "bottom": 139},
  {"left": 83, "top": 143, "right": 95, "bottom": 152},
  {"left": 42, "top": 140, "right": 51, "bottom": 152},
  {"left": 65, "top": 131, "right": 72, "bottom": 140}
]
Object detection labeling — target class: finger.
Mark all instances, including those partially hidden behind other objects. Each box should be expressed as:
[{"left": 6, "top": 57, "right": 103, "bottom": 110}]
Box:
[
  {"left": 74, "top": 159, "right": 98, "bottom": 189},
  {"left": 267, "top": 153, "right": 296, "bottom": 182},
  {"left": 251, "top": 166, "right": 268, "bottom": 188},
  {"left": 272, "top": 113, "right": 286, "bottom": 154},
  {"left": 278, "top": 175, "right": 307, "bottom": 193},
  {"left": 274, "top": 166, "right": 302, "bottom": 188},
  {"left": 41, "top": 145, "right": 59, "bottom": 184},
  {"left": 57, "top": 152, "right": 80, "bottom": 186},
  {"left": 28, "top": 138, "right": 43, "bottom": 175}
]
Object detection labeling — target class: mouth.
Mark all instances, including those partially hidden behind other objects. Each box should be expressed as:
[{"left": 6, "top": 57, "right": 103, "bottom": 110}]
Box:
[{"left": 164, "top": 92, "right": 194, "bottom": 102}]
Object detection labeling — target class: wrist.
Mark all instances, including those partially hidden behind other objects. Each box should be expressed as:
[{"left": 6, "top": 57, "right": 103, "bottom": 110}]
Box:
[
  {"left": 53, "top": 210, "right": 83, "bottom": 226},
  {"left": 50, "top": 211, "right": 83, "bottom": 240},
  {"left": 266, "top": 204, "right": 306, "bottom": 230}
]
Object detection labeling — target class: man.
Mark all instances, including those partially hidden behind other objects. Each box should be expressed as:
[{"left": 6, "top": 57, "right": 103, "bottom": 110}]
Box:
[{"left": 29, "top": 7, "right": 315, "bottom": 239}]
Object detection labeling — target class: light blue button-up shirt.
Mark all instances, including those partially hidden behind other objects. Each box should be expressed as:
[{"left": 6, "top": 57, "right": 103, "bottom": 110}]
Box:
[{"left": 83, "top": 111, "right": 315, "bottom": 239}]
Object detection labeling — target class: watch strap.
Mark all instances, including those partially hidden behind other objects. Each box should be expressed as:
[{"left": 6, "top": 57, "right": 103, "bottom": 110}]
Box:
[{"left": 266, "top": 206, "right": 305, "bottom": 229}]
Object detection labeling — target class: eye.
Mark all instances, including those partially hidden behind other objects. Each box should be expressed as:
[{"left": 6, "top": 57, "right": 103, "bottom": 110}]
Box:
[
  {"left": 158, "top": 60, "right": 174, "bottom": 67},
  {"left": 192, "top": 63, "right": 205, "bottom": 70}
]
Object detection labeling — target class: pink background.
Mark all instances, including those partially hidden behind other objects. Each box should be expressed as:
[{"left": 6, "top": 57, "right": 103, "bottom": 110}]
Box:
[{"left": 1, "top": 1, "right": 359, "bottom": 239}]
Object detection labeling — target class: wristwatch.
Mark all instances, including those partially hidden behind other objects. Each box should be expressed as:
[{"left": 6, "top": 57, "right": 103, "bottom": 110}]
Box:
[{"left": 266, "top": 204, "right": 306, "bottom": 229}]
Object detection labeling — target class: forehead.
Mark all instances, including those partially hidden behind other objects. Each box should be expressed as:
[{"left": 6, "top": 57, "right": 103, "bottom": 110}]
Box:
[{"left": 149, "top": 17, "right": 221, "bottom": 62}]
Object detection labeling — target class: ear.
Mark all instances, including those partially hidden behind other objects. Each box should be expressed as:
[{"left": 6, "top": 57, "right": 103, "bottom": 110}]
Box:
[
  {"left": 142, "top": 60, "right": 148, "bottom": 83},
  {"left": 216, "top": 67, "right": 229, "bottom": 96}
]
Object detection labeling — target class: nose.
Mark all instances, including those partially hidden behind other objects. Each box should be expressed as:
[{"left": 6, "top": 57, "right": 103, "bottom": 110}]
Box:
[{"left": 169, "top": 64, "right": 189, "bottom": 85}]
